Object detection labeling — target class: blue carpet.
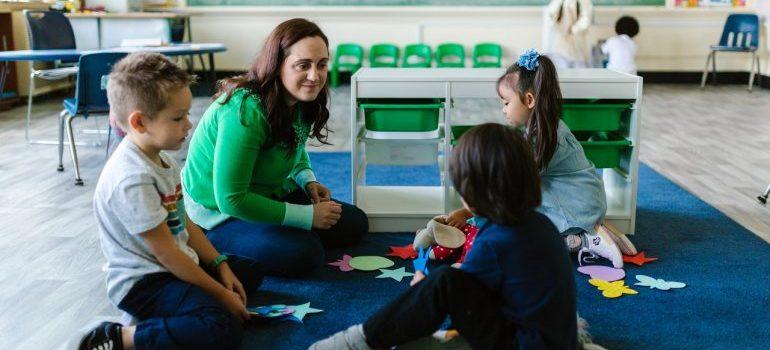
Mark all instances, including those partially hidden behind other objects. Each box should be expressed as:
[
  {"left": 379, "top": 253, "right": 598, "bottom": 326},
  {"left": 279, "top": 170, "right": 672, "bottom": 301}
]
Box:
[{"left": 240, "top": 152, "right": 770, "bottom": 350}]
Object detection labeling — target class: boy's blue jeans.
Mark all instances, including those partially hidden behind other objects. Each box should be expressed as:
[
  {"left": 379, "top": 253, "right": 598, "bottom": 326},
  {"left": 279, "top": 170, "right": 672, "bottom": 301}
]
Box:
[
  {"left": 205, "top": 189, "right": 369, "bottom": 277},
  {"left": 118, "top": 255, "right": 262, "bottom": 350}
]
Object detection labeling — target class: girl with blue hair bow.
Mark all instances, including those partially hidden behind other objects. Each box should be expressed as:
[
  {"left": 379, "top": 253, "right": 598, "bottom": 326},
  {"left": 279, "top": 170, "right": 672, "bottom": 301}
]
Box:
[
  {"left": 444, "top": 49, "right": 627, "bottom": 349},
  {"left": 448, "top": 49, "right": 634, "bottom": 269}
]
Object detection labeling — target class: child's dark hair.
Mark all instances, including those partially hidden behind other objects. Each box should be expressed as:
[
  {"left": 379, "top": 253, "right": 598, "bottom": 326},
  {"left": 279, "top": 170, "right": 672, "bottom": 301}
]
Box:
[
  {"left": 449, "top": 123, "right": 541, "bottom": 226},
  {"left": 615, "top": 16, "right": 639, "bottom": 38},
  {"left": 497, "top": 54, "right": 562, "bottom": 172}
]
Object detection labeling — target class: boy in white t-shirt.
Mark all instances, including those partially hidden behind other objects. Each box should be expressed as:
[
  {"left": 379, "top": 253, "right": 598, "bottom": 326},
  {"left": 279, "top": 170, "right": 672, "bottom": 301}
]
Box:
[
  {"left": 601, "top": 16, "right": 640, "bottom": 75},
  {"left": 78, "top": 52, "right": 262, "bottom": 350}
]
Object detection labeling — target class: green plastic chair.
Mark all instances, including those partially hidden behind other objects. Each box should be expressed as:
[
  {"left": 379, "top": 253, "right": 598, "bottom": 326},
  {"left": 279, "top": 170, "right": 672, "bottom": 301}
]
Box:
[
  {"left": 473, "top": 43, "right": 503, "bottom": 68},
  {"left": 436, "top": 43, "right": 466, "bottom": 68},
  {"left": 402, "top": 44, "right": 432, "bottom": 68},
  {"left": 369, "top": 43, "right": 399, "bottom": 68},
  {"left": 330, "top": 43, "right": 364, "bottom": 87}
]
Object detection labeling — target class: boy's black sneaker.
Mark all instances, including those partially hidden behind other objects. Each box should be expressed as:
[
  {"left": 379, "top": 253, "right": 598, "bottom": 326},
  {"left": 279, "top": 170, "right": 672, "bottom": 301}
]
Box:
[{"left": 78, "top": 321, "right": 123, "bottom": 350}]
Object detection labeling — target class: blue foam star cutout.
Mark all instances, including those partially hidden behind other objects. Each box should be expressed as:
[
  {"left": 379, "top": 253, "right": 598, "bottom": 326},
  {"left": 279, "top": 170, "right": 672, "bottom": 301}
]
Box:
[
  {"left": 287, "top": 302, "right": 323, "bottom": 323},
  {"left": 376, "top": 267, "right": 415, "bottom": 282}
]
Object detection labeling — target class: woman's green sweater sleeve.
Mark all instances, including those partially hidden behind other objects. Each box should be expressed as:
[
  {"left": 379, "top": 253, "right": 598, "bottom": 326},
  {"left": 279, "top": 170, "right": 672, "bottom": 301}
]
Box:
[{"left": 212, "top": 99, "right": 313, "bottom": 230}]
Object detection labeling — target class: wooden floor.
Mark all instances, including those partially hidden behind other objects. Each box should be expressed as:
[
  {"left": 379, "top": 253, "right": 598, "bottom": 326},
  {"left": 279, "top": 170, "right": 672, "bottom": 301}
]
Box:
[{"left": 1, "top": 83, "right": 769, "bottom": 349}]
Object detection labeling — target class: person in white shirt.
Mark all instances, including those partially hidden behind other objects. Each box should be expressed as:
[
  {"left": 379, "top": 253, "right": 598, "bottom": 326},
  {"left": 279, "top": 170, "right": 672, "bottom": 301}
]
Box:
[
  {"left": 546, "top": 0, "right": 594, "bottom": 69},
  {"left": 601, "top": 16, "right": 639, "bottom": 75}
]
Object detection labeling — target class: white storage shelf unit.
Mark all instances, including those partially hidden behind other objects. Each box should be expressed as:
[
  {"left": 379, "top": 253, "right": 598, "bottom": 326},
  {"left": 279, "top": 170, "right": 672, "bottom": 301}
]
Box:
[{"left": 350, "top": 68, "right": 642, "bottom": 235}]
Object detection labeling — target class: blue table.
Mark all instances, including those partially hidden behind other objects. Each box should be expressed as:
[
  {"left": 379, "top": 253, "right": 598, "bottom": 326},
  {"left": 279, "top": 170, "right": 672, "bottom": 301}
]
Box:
[{"left": 0, "top": 43, "right": 227, "bottom": 92}]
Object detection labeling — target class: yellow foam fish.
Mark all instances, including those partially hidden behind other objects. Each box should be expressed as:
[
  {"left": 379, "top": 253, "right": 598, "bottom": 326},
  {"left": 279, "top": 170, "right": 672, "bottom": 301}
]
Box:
[{"left": 588, "top": 278, "right": 638, "bottom": 298}]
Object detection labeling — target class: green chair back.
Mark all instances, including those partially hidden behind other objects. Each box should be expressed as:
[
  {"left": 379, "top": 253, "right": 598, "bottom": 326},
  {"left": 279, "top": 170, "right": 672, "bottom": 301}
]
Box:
[
  {"left": 334, "top": 43, "right": 364, "bottom": 71},
  {"left": 402, "top": 43, "right": 432, "bottom": 68},
  {"left": 472, "top": 43, "right": 503, "bottom": 68},
  {"left": 330, "top": 43, "right": 364, "bottom": 87},
  {"left": 370, "top": 43, "right": 399, "bottom": 68},
  {"left": 436, "top": 43, "right": 465, "bottom": 68}
]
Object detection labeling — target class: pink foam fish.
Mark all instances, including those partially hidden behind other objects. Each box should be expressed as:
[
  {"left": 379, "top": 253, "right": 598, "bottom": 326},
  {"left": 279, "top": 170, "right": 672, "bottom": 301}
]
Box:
[{"left": 328, "top": 254, "right": 354, "bottom": 272}]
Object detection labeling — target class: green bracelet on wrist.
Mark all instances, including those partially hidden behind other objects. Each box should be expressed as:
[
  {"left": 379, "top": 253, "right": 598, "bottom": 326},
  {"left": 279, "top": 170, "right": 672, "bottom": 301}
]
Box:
[{"left": 208, "top": 254, "right": 228, "bottom": 271}]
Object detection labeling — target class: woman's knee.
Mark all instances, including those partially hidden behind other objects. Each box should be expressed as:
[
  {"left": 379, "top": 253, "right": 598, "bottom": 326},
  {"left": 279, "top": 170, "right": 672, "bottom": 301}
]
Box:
[
  {"left": 326, "top": 202, "right": 368, "bottom": 246},
  {"left": 345, "top": 204, "right": 369, "bottom": 239}
]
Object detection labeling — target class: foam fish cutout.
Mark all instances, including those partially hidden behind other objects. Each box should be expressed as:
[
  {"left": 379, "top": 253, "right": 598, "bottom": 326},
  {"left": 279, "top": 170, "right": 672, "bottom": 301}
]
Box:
[
  {"left": 634, "top": 275, "right": 686, "bottom": 291},
  {"left": 588, "top": 279, "right": 638, "bottom": 298}
]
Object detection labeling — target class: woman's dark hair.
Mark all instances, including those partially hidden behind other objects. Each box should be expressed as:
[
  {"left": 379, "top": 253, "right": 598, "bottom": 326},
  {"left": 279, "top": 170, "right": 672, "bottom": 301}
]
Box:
[
  {"left": 497, "top": 55, "right": 562, "bottom": 172},
  {"left": 449, "top": 123, "right": 541, "bottom": 226},
  {"left": 615, "top": 16, "right": 639, "bottom": 38},
  {"left": 215, "top": 18, "right": 330, "bottom": 154}
]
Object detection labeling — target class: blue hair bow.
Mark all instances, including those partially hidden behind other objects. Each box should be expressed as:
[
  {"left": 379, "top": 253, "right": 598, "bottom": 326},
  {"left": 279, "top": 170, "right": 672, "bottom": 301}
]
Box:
[{"left": 516, "top": 49, "right": 540, "bottom": 71}]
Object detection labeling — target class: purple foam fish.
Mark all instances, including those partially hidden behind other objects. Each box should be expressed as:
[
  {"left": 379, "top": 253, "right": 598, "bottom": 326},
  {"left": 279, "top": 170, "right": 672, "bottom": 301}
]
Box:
[{"left": 577, "top": 265, "right": 625, "bottom": 281}]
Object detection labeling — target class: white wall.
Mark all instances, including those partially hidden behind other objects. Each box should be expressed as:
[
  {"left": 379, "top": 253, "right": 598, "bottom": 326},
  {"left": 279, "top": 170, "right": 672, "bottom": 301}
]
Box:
[{"left": 187, "top": 6, "right": 766, "bottom": 74}]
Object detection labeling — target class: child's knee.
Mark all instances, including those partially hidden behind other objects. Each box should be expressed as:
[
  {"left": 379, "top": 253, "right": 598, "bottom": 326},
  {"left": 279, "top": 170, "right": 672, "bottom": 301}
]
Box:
[
  {"left": 201, "top": 308, "right": 244, "bottom": 349},
  {"left": 429, "top": 265, "right": 473, "bottom": 288},
  {"left": 430, "top": 265, "right": 459, "bottom": 282}
]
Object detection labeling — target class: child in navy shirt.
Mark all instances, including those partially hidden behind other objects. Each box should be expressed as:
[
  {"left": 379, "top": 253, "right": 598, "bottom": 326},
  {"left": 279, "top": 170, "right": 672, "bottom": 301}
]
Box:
[{"left": 311, "top": 123, "right": 577, "bottom": 350}]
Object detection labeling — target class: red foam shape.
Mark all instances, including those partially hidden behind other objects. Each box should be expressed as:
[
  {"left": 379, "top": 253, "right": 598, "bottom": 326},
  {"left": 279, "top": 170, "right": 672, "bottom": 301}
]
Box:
[
  {"left": 386, "top": 244, "right": 418, "bottom": 260},
  {"left": 622, "top": 251, "right": 658, "bottom": 266}
]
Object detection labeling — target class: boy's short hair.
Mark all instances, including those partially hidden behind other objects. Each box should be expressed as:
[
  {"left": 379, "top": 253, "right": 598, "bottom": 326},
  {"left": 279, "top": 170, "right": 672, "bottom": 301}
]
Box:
[
  {"left": 615, "top": 16, "right": 639, "bottom": 38},
  {"left": 107, "top": 52, "right": 193, "bottom": 129},
  {"left": 449, "top": 123, "right": 541, "bottom": 226}
]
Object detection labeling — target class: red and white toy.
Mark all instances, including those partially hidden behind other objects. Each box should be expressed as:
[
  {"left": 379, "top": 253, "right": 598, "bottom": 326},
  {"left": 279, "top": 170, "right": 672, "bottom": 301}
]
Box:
[{"left": 413, "top": 216, "right": 479, "bottom": 264}]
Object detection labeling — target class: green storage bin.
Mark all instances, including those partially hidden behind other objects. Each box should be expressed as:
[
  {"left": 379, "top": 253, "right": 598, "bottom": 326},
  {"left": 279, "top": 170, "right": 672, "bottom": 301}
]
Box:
[
  {"left": 562, "top": 102, "right": 631, "bottom": 132},
  {"left": 361, "top": 99, "right": 443, "bottom": 132},
  {"left": 579, "top": 137, "right": 632, "bottom": 168},
  {"left": 450, "top": 125, "right": 475, "bottom": 146}
]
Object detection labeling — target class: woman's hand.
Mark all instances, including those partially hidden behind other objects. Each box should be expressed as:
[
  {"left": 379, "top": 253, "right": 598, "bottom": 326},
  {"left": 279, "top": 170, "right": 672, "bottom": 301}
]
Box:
[
  {"left": 306, "top": 182, "right": 332, "bottom": 204},
  {"left": 218, "top": 262, "right": 247, "bottom": 305},
  {"left": 312, "top": 201, "right": 342, "bottom": 230}
]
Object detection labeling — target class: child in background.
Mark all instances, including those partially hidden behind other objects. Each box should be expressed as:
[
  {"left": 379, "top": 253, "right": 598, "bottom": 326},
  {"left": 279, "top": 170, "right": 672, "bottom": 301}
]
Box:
[
  {"left": 447, "top": 50, "right": 628, "bottom": 268},
  {"left": 601, "top": 16, "right": 640, "bottom": 75},
  {"left": 78, "top": 52, "right": 262, "bottom": 350},
  {"left": 311, "top": 123, "right": 578, "bottom": 350}
]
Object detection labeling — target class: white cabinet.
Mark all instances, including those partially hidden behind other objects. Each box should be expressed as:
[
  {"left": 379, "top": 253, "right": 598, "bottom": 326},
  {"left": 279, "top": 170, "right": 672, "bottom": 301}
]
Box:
[{"left": 351, "top": 68, "right": 642, "bottom": 235}]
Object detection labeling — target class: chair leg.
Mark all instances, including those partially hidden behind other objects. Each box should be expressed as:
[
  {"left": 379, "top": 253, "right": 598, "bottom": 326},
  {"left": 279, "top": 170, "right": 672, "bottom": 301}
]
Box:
[
  {"left": 758, "top": 183, "right": 770, "bottom": 204},
  {"left": 25, "top": 72, "right": 36, "bottom": 142},
  {"left": 700, "top": 52, "right": 713, "bottom": 89},
  {"left": 756, "top": 54, "right": 762, "bottom": 89},
  {"left": 58, "top": 110, "right": 67, "bottom": 172},
  {"left": 711, "top": 51, "right": 717, "bottom": 86},
  {"left": 105, "top": 122, "right": 112, "bottom": 160},
  {"left": 197, "top": 54, "right": 206, "bottom": 74},
  {"left": 748, "top": 52, "right": 756, "bottom": 92},
  {"left": 65, "top": 113, "right": 84, "bottom": 186},
  {"left": 330, "top": 67, "right": 338, "bottom": 88}
]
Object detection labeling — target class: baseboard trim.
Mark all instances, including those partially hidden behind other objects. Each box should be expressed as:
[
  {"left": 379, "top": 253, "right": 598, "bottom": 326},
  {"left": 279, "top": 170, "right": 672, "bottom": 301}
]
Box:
[{"left": 637, "top": 71, "right": 769, "bottom": 89}]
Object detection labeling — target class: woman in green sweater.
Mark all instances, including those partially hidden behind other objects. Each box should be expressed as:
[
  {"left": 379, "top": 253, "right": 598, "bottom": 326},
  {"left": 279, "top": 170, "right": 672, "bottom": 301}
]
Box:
[{"left": 182, "top": 18, "right": 368, "bottom": 277}]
